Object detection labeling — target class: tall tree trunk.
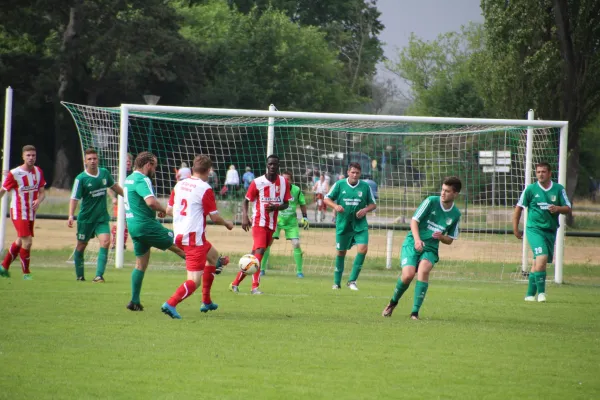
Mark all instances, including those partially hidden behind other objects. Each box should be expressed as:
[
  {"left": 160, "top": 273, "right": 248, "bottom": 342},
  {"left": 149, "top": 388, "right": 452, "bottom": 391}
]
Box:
[{"left": 52, "top": 1, "right": 84, "bottom": 189}]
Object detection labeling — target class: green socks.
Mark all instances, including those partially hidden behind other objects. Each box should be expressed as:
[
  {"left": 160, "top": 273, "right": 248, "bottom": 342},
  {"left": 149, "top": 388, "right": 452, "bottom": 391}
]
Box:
[
  {"left": 262, "top": 247, "right": 271, "bottom": 271},
  {"left": 391, "top": 279, "right": 411, "bottom": 303},
  {"left": 293, "top": 248, "right": 303, "bottom": 274},
  {"left": 131, "top": 269, "right": 145, "bottom": 304},
  {"left": 348, "top": 253, "right": 366, "bottom": 282},
  {"left": 96, "top": 247, "right": 108, "bottom": 278},
  {"left": 74, "top": 250, "right": 84, "bottom": 278},
  {"left": 411, "top": 280, "right": 429, "bottom": 313},
  {"left": 535, "top": 271, "right": 547, "bottom": 294},
  {"left": 526, "top": 272, "right": 537, "bottom": 296},
  {"left": 334, "top": 255, "right": 345, "bottom": 286}
]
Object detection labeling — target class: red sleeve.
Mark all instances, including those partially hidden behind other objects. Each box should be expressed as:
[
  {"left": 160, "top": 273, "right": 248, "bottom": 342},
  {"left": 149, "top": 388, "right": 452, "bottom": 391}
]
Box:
[
  {"left": 2, "top": 172, "right": 17, "bottom": 191},
  {"left": 168, "top": 189, "right": 175, "bottom": 207},
  {"left": 202, "top": 188, "right": 218, "bottom": 215},
  {"left": 283, "top": 178, "right": 292, "bottom": 202},
  {"left": 245, "top": 180, "right": 258, "bottom": 202},
  {"left": 37, "top": 167, "right": 47, "bottom": 187}
]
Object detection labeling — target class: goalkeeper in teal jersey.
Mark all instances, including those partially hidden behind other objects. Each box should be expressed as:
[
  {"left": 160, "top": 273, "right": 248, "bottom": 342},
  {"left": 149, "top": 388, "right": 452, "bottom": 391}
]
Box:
[
  {"left": 123, "top": 152, "right": 186, "bottom": 311},
  {"left": 324, "top": 162, "right": 377, "bottom": 291},
  {"left": 513, "top": 162, "right": 571, "bottom": 303},
  {"left": 68, "top": 148, "right": 124, "bottom": 282},
  {"left": 383, "top": 176, "right": 462, "bottom": 320},
  {"left": 261, "top": 170, "right": 309, "bottom": 278}
]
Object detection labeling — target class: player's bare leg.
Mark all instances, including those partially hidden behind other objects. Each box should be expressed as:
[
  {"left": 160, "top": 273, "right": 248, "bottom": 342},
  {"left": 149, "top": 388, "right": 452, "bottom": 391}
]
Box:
[{"left": 250, "top": 248, "right": 266, "bottom": 294}]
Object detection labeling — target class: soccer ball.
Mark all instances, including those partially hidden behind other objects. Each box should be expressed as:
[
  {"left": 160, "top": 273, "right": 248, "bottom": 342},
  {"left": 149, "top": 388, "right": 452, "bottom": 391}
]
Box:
[{"left": 239, "top": 254, "right": 260, "bottom": 275}]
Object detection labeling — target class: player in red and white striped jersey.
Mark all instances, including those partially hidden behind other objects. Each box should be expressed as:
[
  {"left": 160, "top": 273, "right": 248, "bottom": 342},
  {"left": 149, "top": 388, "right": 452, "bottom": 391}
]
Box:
[
  {"left": 0, "top": 145, "right": 46, "bottom": 279},
  {"left": 230, "top": 155, "right": 291, "bottom": 294},
  {"left": 160, "top": 155, "right": 234, "bottom": 319}
]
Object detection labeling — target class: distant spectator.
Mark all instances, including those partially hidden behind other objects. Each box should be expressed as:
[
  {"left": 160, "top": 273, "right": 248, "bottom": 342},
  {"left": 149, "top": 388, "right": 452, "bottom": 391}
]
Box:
[
  {"left": 242, "top": 166, "right": 255, "bottom": 190},
  {"left": 225, "top": 164, "right": 240, "bottom": 198},
  {"left": 208, "top": 167, "right": 219, "bottom": 190}
]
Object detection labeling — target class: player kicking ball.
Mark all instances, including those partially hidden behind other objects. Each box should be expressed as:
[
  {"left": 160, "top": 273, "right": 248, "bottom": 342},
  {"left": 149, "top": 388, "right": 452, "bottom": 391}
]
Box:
[
  {"left": 124, "top": 152, "right": 186, "bottom": 311},
  {"left": 230, "top": 155, "right": 291, "bottom": 294},
  {"left": 382, "top": 177, "right": 462, "bottom": 320},
  {"left": 160, "top": 155, "right": 233, "bottom": 319},
  {"left": 324, "top": 162, "right": 376, "bottom": 291},
  {"left": 260, "top": 170, "right": 309, "bottom": 278},
  {"left": 68, "top": 148, "right": 124, "bottom": 282},
  {"left": 513, "top": 162, "right": 571, "bottom": 303}
]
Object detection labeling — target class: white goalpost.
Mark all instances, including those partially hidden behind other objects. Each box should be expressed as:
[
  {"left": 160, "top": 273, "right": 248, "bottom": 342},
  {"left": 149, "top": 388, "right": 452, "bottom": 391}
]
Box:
[
  {"left": 1, "top": 87, "right": 14, "bottom": 254},
  {"left": 62, "top": 102, "right": 568, "bottom": 283}
]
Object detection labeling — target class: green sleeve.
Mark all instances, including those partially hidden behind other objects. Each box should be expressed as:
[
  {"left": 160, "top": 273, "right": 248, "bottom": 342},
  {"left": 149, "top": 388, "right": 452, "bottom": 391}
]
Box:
[
  {"left": 136, "top": 176, "right": 155, "bottom": 199},
  {"left": 412, "top": 196, "right": 433, "bottom": 222},
  {"left": 71, "top": 177, "right": 84, "bottom": 200},
  {"left": 366, "top": 183, "right": 376, "bottom": 205},
  {"left": 517, "top": 186, "right": 530, "bottom": 208},
  {"left": 298, "top": 189, "right": 306, "bottom": 206},
  {"left": 105, "top": 169, "right": 115, "bottom": 187},
  {"left": 325, "top": 180, "right": 340, "bottom": 201}
]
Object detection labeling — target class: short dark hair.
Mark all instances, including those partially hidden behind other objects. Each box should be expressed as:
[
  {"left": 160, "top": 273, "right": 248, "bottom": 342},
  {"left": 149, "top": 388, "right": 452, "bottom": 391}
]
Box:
[
  {"left": 348, "top": 162, "right": 361, "bottom": 171},
  {"left": 535, "top": 162, "right": 551, "bottom": 172},
  {"left": 266, "top": 154, "right": 280, "bottom": 162},
  {"left": 281, "top": 170, "right": 293, "bottom": 177},
  {"left": 442, "top": 176, "right": 462, "bottom": 193},
  {"left": 193, "top": 155, "right": 212, "bottom": 174},
  {"left": 84, "top": 148, "right": 98, "bottom": 156},
  {"left": 134, "top": 151, "right": 157, "bottom": 170},
  {"left": 22, "top": 145, "right": 36, "bottom": 153}
]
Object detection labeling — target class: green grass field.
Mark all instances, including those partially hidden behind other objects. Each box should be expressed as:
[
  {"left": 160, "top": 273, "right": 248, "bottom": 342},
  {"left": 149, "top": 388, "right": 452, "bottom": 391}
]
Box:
[{"left": 1, "top": 253, "right": 599, "bottom": 399}]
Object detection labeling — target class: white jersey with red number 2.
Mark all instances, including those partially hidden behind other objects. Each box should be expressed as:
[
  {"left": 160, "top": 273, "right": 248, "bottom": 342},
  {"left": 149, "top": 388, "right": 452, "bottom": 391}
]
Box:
[
  {"left": 2, "top": 166, "right": 46, "bottom": 221},
  {"left": 246, "top": 175, "right": 292, "bottom": 230},
  {"left": 168, "top": 177, "right": 218, "bottom": 246}
]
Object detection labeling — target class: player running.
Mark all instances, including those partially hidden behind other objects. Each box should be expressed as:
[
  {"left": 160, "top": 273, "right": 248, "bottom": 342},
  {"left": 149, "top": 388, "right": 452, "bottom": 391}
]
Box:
[
  {"left": 513, "top": 162, "right": 571, "bottom": 303},
  {"left": 0, "top": 145, "right": 46, "bottom": 279},
  {"left": 124, "top": 152, "right": 186, "bottom": 311},
  {"left": 324, "top": 163, "right": 376, "bottom": 291},
  {"left": 68, "top": 148, "right": 124, "bottom": 282},
  {"left": 382, "top": 176, "right": 462, "bottom": 320},
  {"left": 230, "top": 155, "right": 291, "bottom": 294},
  {"left": 260, "top": 170, "right": 309, "bottom": 278},
  {"left": 160, "top": 155, "right": 233, "bottom": 319}
]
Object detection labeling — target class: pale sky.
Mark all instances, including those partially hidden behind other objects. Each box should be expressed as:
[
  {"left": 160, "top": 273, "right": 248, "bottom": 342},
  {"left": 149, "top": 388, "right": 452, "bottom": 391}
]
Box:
[{"left": 375, "top": 0, "right": 484, "bottom": 86}]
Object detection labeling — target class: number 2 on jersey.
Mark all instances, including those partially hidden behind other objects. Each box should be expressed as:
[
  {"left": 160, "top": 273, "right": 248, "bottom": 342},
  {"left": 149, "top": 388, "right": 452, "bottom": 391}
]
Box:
[{"left": 180, "top": 198, "right": 188, "bottom": 216}]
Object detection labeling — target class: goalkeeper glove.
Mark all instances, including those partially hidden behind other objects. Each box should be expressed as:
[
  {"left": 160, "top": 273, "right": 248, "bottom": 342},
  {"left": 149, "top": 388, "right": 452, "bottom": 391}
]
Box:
[{"left": 301, "top": 216, "right": 309, "bottom": 230}]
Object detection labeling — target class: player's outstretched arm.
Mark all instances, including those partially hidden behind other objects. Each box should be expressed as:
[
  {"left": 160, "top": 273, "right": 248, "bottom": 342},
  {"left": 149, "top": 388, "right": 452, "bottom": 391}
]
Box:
[
  {"left": 68, "top": 198, "right": 78, "bottom": 228},
  {"left": 110, "top": 184, "right": 124, "bottom": 197},
  {"left": 209, "top": 212, "right": 234, "bottom": 230},
  {"left": 241, "top": 198, "right": 251, "bottom": 231},
  {"left": 410, "top": 219, "right": 424, "bottom": 251},
  {"left": 144, "top": 196, "right": 167, "bottom": 217},
  {"left": 512, "top": 206, "right": 523, "bottom": 239}
]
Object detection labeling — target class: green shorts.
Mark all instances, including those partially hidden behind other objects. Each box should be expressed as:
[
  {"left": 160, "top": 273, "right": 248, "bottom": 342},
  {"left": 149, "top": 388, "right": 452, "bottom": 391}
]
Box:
[
  {"left": 76, "top": 221, "right": 110, "bottom": 243},
  {"left": 336, "top": 229, "right": 368, "bottom": 251},
  {"left": 130, "top": 222, "right": 174, "bottom": 257},
  {"left": 527, "top": 227, "right": 556, "bottom": 263},
  {"left": 400, "top": 242, "right": 439, "bottom": 269},
  {"left": 273, "top": 217, "right": 300, "bottom": 240}
]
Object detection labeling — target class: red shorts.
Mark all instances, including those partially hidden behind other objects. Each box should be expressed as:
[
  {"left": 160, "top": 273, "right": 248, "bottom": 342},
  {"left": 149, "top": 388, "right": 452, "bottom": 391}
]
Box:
[
  {"left": 315, "top": 193, "right": 327, "bottom": 211},
  {"left": 252, "top": 226, "right": 274, "bottom": 251},
  {"left": 179, "top": 241, "right": 212, "bottom": 272},
  {"left": 12, "top": 219, "right": 34, "bottom": 238}
]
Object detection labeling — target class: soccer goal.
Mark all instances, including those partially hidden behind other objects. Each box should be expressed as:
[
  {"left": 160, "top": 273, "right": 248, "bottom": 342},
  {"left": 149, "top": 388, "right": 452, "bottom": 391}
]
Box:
[{"left": 61, "top": 102, "right": 568, "bottom": 283}]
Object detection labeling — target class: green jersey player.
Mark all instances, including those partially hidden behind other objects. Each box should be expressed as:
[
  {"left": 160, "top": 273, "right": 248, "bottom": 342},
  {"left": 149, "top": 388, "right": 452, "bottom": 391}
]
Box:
[
  {"left": 261, "top": 170, "right": 310, "bottom": 278},
  {"left": 123, "top": 152, "right": 185, "bottom": 311},
  {"left": 68, "top": 148, "right": 124, "bottom": 282},
  {"left": 512, "top": 162, "right": 571, "bottom": 303},
  {"left": 383, "top": 176, "right": 462, "bottom": 320},
  {"left": 324, "top": 162, "right": 377, "bottom": 291}
]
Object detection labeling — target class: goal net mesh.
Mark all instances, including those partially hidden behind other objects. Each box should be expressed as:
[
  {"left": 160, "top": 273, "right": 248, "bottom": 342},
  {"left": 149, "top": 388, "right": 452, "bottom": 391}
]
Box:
[{"left": 62, "top": 103, "right": 559, "bottom": 280}]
